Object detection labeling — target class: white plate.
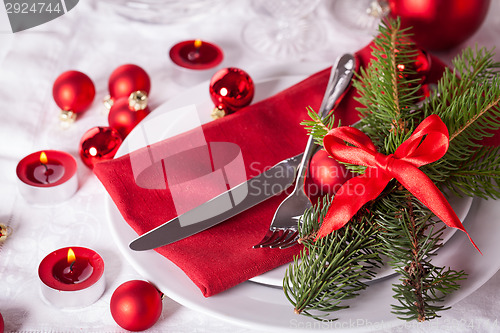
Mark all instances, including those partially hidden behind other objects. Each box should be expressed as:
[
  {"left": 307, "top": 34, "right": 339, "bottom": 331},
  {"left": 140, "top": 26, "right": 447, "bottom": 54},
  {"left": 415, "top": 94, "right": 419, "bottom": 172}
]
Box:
[{"left": 106, "top": 64, "right": 498, "bottom": 332}]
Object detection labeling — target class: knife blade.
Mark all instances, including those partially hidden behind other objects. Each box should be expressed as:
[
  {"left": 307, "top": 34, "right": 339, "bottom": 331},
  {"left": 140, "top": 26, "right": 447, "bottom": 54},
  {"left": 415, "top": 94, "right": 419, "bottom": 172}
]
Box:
[{"left": 129, "top": 153, "right": 303, "bottom": 251}]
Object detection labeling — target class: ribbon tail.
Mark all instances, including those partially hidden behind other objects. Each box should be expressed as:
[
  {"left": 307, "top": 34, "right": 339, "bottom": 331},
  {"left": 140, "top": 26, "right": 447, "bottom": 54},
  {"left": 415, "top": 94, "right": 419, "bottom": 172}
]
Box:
[
  {"left": 395, "top": 164, "right": 482, "bottom": 254},
  {"left": 316, "top": 172, "right": 390, "bottom": 239}
]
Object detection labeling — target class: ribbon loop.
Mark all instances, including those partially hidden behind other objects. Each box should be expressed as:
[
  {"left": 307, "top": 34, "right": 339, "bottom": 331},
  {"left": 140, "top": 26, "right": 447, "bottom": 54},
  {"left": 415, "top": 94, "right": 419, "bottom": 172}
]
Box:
[{"left": 318, "top": 114, "right": 480, "bottom": 253}]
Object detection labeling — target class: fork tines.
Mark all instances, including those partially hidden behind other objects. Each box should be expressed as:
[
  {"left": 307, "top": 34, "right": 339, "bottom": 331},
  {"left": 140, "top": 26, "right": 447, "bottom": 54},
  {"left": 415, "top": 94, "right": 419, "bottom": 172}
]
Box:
[{"left": 253, "top": 229, "right": 299, "bottom": 249}]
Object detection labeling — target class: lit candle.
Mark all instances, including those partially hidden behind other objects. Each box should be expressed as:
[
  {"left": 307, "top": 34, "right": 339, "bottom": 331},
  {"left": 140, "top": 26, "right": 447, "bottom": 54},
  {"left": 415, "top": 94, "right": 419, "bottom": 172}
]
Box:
[
  {"left": 31, "top": 152, "right": 65, "bottom": 184},
  {"left": 16, "top": 150, "right": 78, "bottom": 204},
  {"left": 187, "top": 39, "right": 203, "bottom": 62},
  {"left": 169, "top": 39, "right": 224, "bottom": 71},
  {"left": 52, "top": 248, "right": 94, "bottom": 284},
  {"left": 38, "top": 247, "right": 105, "bottom": 309}
]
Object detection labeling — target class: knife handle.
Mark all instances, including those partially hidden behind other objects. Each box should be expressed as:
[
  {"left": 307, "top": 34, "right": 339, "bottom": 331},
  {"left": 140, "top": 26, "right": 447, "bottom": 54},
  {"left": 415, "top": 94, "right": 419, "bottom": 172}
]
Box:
[{"left": 293, "top": 54, "right": 356, "bottom": 192}]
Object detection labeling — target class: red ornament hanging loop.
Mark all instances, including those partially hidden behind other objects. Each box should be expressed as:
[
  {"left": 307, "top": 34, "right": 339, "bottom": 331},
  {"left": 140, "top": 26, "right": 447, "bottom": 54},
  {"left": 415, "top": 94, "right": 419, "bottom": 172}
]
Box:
[
  {"left": 209, "top": 67, "right": 254, "bottom": 119},
  {"left": 52, "top": 70, "right": 95, "bottom": 125}
]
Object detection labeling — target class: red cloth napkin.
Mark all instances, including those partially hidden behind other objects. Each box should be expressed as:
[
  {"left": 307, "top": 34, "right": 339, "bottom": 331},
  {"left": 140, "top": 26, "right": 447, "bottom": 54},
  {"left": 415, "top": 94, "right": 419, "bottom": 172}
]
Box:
[{"left": 94, "top": 42, "right": 448, "bottom": 297}]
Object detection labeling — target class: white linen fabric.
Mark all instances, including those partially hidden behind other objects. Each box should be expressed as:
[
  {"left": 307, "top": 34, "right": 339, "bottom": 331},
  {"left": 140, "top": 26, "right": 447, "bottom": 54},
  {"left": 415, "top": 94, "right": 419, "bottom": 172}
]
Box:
[{"left": 0, "top": 0, "right": 499, "bottom": 332}]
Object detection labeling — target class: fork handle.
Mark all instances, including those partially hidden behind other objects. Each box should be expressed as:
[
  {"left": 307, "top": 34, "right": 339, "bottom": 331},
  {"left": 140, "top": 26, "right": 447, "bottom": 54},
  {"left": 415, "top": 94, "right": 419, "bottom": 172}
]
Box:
[{"left": 293, "top": 54, "right": 356, "bottom": 193}]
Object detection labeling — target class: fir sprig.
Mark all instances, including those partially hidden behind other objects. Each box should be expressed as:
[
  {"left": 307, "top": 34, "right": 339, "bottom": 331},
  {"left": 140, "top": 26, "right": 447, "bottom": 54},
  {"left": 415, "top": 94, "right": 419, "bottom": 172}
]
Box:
[
  {"left": 286, "top": 17, "right": 499, "bottom": 323},
  {"left": 421, "top": 46, "right": 500, "bottom": 199},
  {"left": 347, "top": 19, "right": 481, "bottom": 320},
  {"left": 354, "top": 19, "right": 424, "bottom": 153},
  {"left": 301, "top": 106, "right": 338, "bottom": 147},
  {"left": 446, "top": 146, "right": 500, "bottom": 199},
  {"left": 375, "top": 191, "right": 467, "bottom": 321},
  {"left": 283, "top": 196, "right": 382, "bottom": 320}
]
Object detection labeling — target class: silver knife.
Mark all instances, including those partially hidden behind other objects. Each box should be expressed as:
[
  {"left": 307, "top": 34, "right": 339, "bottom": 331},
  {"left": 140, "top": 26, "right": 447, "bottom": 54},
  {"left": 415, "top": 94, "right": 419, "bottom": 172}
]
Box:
[
  {"left": 129, "top": 55, "right": 355, "bottom": 251},
  {"left": 129, "top": 153, "right": 303, "bottom": 251}
]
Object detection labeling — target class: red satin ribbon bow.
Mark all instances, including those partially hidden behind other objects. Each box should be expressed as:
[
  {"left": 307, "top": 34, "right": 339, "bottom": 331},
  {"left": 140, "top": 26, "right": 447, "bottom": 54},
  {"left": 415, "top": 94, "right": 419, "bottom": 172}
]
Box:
[{"left": 318, "top": 114, "right": 480, "bottom": 252}]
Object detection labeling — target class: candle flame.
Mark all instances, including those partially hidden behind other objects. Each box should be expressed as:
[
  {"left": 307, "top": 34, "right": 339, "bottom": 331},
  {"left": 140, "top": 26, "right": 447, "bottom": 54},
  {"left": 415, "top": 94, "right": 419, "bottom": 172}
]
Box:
[
  {"left": 194, "top": 39, "right": 202, "bottom": 49},
  {"left": 40, "top": 152, "right": 48, "bottom": 164},
  {"left": 67, "top": 248, "right": 76, "bottom": 264}
]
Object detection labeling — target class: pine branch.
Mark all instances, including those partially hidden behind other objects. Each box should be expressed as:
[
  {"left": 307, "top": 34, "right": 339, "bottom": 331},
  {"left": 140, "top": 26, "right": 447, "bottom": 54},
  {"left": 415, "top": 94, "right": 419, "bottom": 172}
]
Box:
[
  {"left": 421, "top": 46, "right": 500, "bottom": 199},
  {"left": 353, "top": 19, "right": 424, "bottom": 154},
  {"left": 445, "top": 146, "right": 500, "bottom": 199},
  {"left": 375, "top": 191, "right": 467, "bottom": 321},
  {"left": 283, "top": 196, "right": 382, "bottom": 320},
  {"left": 289, "top": 18, "right": 499, "bottom": 323},
  {"left": 449, "top": 90, "right": 500, "bottom": 142},
  {"left": 301, "top": 106, "right": 337, "bottom": 146}
]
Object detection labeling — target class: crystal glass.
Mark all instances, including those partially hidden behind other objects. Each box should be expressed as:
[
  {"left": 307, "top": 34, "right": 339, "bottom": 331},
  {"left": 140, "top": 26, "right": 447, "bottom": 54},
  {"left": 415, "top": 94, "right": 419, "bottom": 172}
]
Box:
[
  {"left": 242, "top": 0, "right": 323, "bottom": 60},
  {"left": 99, "top": 0, "right": 228, "bottom": 24},
  {"left": 330, "top": 0, "right": 389, "bottom": 31}
]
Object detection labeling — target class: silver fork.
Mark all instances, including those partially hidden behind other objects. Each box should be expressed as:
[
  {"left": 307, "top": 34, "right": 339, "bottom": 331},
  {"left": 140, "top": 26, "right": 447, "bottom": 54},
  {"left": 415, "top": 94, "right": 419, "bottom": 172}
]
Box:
[{"left": 253, "top": 54, "right": 356, "bottom": 249}]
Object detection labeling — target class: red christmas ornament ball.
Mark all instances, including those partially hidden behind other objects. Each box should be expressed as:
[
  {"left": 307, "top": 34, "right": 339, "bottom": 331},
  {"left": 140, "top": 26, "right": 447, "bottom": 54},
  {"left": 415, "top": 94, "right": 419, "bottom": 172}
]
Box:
[
  {"left": 79, "top": 126, "right": 123, "bottom": 169},
  {"left": 110, "top": 280, "right": 163, "bottom": 332},
  {"left": 108, "top": 97, "right": 150, "bottom": 139},
  {"left": 397, "top": 49, "right": 431, "bottom": 81},
  {"left": 308, "top": 149, "right": 352, "bottom": 196},
  {"left": 0, "top": 311, "right": 4, "bottom": 333},
  {"left": 209, "top": 67, "right": 254, "bottom": 118},
  {"left": 108, "top": 64, "right": 151, "bottom": 101},
  {"left": 388, "top": 0, "right": 491, "bottom": 51},
  {"left": 52, "top": 70, "right": 95, "bottom": 113}
]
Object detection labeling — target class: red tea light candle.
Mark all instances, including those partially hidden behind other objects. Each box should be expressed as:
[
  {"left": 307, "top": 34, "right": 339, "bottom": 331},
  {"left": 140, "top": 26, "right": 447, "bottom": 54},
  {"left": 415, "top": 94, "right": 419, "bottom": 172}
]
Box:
[
  {"left": 16, "top": 150, "right": 78, "bottom": 204},
  {"left": 169, "top": 39, "right": 223, "bottom": 70},
  {"left": 38, "top": 247, "right": 105, "bottom": 309}
]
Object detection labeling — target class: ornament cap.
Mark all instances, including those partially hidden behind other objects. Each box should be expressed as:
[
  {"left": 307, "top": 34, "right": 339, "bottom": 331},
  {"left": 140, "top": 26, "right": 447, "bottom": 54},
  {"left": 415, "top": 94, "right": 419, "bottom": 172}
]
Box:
[
  {"left": 128, "top": 90, "right": 149, "bottom": 111},
  {"left": 59, "top": 110, "right": 77, "bottom": 128},
  {"left": 211, "top": 106, "right": 226, "bottom": 120},
  {"left": 368, "top": 0, "right": 389, "bottom": 18},
  {"left": 0, "top": 224, "right": 12, "bottom": 242},
  {"left": 103, "top": 94, "right": 114, "bottom": 112}
]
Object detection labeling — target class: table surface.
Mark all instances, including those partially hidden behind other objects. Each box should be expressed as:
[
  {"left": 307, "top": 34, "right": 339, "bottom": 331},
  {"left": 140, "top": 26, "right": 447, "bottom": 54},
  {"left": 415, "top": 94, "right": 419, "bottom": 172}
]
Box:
[{"left": 1, "top": 1, "right": 500, "bottom": 332}]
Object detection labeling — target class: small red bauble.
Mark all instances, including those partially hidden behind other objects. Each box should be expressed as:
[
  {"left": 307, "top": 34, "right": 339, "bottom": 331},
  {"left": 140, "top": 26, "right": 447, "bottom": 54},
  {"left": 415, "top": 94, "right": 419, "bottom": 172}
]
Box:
[
  {"left": 110, "top": 280, "right": 163, "bottom": 332},
  {"left": 53, "top": 70, "right": 95, "bottom": 123},
  {"left": 108, "top": 97, "right": 150, "bottom": 139},
  {"left": 397, "top": 49, "right": 431, "bottom": 82},
  {"left": 396, "top": 48, "right": 432, "bottom": 100},
  {"left": 308, "top": 149, "right": 352, "bottom": 196},
  {"left": 388, "top": 0, "right": 491, "bottom": 51},
  {"left": 209, "top": 67, "right": 254, "bottom": 119},
  {"left": 106, "top": 64, "right": 151, "bottom": 107},
  {"left": 79, "top": 126, "right": 123, "bottom": 169},
  {"left": 0, "top": 311, "right": 4, "bottom": 333}
]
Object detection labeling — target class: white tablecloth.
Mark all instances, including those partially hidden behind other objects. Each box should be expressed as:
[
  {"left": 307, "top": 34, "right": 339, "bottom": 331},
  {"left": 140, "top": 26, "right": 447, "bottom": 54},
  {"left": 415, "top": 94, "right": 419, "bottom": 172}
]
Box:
[{"left": 1, "top": 1, "right": 499, "bottom": 332}]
